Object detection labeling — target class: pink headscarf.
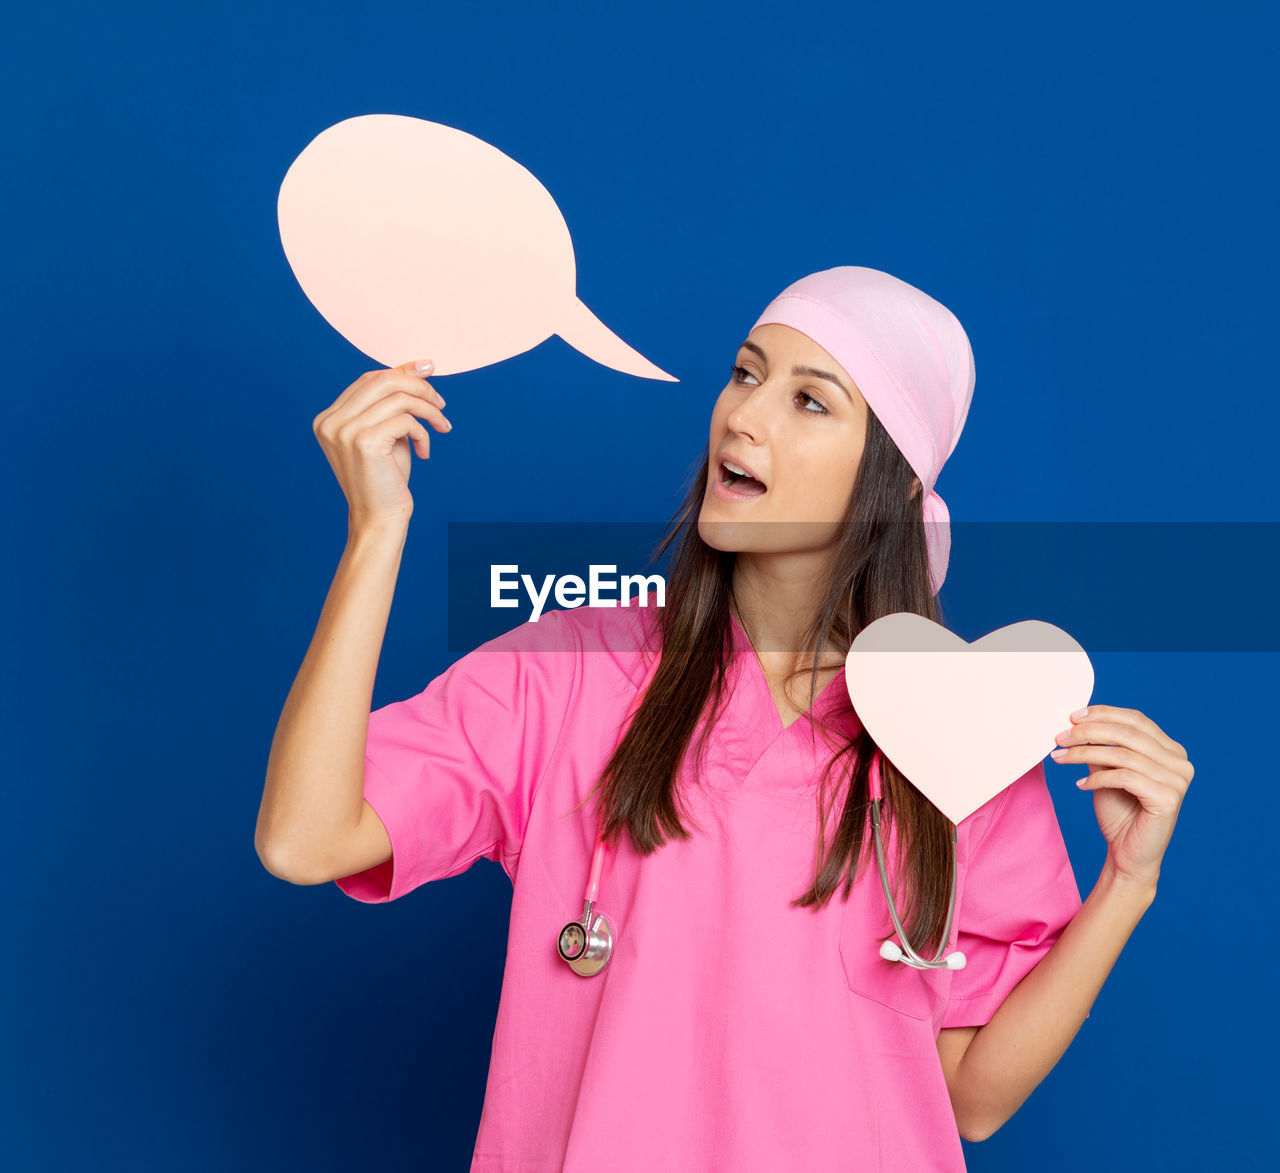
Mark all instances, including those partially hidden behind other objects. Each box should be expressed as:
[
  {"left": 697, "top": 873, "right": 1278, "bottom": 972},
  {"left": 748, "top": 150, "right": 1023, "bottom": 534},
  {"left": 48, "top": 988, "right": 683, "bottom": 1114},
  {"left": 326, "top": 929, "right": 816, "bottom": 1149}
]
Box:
[{"left": 750, "top": 266, "right": 976, "bottom": 596}]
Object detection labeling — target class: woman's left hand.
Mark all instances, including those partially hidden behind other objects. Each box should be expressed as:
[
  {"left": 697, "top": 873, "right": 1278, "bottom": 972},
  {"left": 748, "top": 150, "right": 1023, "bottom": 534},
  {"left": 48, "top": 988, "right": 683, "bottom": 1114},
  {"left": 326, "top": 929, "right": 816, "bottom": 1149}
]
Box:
[{"left": 1050, "top": 704, "right": 1194, "bottom": 890}]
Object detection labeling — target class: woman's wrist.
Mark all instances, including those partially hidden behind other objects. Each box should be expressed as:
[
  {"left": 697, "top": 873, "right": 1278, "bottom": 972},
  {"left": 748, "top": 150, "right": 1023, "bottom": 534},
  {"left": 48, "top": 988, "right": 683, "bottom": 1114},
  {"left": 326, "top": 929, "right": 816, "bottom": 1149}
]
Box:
[{"left": 1096, "top": 853, "right": 1158, "bottom": 911}]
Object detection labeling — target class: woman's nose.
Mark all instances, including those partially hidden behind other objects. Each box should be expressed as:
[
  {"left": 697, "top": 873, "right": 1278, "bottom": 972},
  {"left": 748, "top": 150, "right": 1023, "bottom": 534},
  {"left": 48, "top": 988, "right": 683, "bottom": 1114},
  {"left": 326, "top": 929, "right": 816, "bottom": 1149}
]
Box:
[{"left": 727, "top": 387, "right": 770, "bottom": 441}]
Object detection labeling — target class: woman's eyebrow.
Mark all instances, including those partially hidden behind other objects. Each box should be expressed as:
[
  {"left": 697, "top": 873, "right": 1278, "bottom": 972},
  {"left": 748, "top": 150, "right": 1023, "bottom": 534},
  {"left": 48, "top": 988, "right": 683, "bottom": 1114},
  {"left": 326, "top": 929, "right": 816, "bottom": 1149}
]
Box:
[{"left": 738, "top": 339, "right": 855, "bottom": 404}]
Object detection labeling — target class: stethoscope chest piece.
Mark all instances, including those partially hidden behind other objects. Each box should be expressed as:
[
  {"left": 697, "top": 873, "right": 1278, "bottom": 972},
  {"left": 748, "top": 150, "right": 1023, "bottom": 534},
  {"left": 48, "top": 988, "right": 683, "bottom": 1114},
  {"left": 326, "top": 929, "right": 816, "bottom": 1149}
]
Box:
[{"left": 557, "top": 906, "right": 615, "bottom": 977}]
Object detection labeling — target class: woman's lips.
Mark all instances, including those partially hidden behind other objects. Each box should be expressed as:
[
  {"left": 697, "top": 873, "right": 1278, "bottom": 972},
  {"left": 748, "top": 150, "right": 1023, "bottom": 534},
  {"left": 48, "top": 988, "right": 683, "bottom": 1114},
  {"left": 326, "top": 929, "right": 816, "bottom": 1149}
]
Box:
[
  {"left": 719, "top": 453, "right": 763, "bottom": 482},
  {"left": 712, "top": 461, "right": 768, "bottom": 502}
]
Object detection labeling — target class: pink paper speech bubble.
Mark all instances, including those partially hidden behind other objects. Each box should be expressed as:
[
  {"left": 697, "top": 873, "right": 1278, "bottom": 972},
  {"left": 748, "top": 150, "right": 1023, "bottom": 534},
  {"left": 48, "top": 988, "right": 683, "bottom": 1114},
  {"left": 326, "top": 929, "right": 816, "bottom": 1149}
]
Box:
[
  {"left": 278, "top": 114, "right": 677, "bottom": 381},
  {"left": 845, "top": 613, "right": 1095, "bottom": 825}
]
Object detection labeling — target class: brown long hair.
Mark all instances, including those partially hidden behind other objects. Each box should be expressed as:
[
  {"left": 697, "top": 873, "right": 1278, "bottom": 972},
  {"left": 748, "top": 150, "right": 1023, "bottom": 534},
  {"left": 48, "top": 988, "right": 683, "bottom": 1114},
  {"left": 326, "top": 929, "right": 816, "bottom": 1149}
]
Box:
[{"left": 585, "top": 408, "right": 956, "bottom": 957}]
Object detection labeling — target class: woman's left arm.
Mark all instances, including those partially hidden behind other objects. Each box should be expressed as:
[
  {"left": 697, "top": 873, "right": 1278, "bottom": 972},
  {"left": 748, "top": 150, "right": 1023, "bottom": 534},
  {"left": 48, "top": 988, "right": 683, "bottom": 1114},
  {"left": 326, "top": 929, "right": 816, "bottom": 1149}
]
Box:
[{"left": 944, "top": 703, "right": 1195, "bottom": 1142}]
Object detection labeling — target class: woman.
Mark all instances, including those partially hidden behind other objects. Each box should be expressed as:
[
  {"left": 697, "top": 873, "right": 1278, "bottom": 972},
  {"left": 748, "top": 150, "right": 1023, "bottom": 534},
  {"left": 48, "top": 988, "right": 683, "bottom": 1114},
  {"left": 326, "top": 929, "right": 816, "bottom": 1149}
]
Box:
[{"left": 256, "top": 266, "right": 1193, "bottom": 1171}]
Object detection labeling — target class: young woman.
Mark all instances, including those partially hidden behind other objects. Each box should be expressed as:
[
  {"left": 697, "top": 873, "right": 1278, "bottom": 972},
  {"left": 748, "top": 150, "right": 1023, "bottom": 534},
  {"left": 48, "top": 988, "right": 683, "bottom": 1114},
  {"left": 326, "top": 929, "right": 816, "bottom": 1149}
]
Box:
[{"left": 256, "top": 266, "right": 1193, "bottom": 1171}]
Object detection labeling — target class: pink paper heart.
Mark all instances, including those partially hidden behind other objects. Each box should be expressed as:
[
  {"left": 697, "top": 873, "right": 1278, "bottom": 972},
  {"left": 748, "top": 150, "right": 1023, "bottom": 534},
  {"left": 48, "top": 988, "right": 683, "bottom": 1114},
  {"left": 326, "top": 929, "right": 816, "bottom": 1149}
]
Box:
[{"left": 844, "top": 614, "right": 1094, "bottom": 824}]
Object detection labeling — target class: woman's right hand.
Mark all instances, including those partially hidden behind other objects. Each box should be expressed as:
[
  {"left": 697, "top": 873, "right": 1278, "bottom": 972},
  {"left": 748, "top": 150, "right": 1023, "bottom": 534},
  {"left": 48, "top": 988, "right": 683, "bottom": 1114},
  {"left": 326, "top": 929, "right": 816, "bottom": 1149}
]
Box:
[{"left": 312, "top": 358, "right": 451, "bottom": 536}]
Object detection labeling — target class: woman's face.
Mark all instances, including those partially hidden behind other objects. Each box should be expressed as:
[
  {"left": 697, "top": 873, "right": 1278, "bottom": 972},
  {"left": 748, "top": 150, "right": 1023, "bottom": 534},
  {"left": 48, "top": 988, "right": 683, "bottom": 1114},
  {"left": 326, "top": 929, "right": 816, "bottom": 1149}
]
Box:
[{"left": 698, "top": 323, "right": 872, "bottom": 556}]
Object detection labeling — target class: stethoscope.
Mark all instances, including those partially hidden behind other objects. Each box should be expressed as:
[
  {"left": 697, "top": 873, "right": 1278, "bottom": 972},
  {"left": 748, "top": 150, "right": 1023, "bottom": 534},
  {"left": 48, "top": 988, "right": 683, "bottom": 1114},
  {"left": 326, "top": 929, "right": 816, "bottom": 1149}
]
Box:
[
  {"left": 556, "top": 641, "right": 967, "bottom": 976},
  {"left": 557, "top": 747, "right": 967, "bottom": 976},
  {"left": 556, "top": 820, "right": 615, "bottom": 977},
  {"left": 867, "top": 751, "right": 966, "bottom": 971}
]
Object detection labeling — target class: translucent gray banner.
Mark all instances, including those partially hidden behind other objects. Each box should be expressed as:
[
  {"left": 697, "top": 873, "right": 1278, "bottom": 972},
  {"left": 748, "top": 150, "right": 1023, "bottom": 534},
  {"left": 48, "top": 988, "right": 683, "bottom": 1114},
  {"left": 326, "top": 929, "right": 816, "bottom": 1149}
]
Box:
[{"left": 446, "top": 521, "right": 1280, "bottom": 653}]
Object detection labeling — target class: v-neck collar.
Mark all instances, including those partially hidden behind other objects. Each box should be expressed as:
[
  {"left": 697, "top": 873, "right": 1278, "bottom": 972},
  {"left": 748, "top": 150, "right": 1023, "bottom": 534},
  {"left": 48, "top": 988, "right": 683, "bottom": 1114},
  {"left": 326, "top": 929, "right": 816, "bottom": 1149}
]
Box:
[{"left": 728, "top": 608, "right": 849, "bottom": 736}]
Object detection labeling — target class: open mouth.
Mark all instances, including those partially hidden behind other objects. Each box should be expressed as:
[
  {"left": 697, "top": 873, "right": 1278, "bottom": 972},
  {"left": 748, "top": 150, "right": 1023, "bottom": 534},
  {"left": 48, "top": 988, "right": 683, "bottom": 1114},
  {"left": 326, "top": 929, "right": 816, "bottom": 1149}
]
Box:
[{"left": 719, "top": 460, "right": 767, "bottom": 496}]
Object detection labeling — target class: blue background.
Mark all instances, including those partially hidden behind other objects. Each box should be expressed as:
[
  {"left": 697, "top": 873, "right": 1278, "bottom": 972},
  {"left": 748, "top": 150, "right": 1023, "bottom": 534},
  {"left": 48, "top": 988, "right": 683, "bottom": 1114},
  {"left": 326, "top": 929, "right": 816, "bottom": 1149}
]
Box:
[{"left": 3, "top": 1, "right": 1273, "bottom": 1168}]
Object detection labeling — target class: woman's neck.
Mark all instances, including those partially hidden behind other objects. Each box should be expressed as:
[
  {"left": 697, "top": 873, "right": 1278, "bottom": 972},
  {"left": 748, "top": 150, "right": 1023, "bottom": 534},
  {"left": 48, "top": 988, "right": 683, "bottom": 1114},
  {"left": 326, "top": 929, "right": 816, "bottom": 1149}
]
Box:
[{"left": 730, "top": 554, "right": 843, "bottom": 670}]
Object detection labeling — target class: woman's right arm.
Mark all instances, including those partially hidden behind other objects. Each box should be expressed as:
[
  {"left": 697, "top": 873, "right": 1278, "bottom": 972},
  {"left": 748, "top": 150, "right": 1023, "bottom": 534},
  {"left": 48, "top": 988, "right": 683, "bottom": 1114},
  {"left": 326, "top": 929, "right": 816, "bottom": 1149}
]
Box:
[{"left": 254, "top": 357, "right": 451, "bottom": 886}]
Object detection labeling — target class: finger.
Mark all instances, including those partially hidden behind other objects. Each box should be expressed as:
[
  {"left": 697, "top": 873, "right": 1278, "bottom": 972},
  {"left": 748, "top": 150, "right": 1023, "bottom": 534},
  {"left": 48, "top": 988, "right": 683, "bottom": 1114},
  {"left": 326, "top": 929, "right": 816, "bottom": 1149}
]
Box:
[
  {"left": 1073, "top": 766, "right": 1182, "bottom": 817},
  {"left": 321, "top": 366, "right": 447, "bottom": 430},
  {"left": 320, "top": 366, "right": 384, "bottom": 414},
  {"left": 360, "top": 371, "right": 447, "bottom": 413},
  {"left": 406, "top": 417, "right": 432, "bottom": 459},
  {"left": 1072, "top": 704, "right": 1185, "bottom": 760},
  {"left": 1059, "top": 717, "right": 1172, "bottom": 758},
  {"left": 358, "top": 389, "right": 452, "bottom": 431},
  {"left": 1051, "top": 742, "right": 1188, "bottom": 795},
  {"left": 350, "top": 413, "right": 444, "bottom": 466},
  {"left": 394, "top": 412, "right": 448, "bottom": 459},
  {"left": 1060, "top": 717, "right": 1193, "bottom": 786},
  {"left": 388, "top": 358, "right": 444, "bottom": 405},
  {"left": 336, "top": 391, "right": 452, "bottom": 445}
]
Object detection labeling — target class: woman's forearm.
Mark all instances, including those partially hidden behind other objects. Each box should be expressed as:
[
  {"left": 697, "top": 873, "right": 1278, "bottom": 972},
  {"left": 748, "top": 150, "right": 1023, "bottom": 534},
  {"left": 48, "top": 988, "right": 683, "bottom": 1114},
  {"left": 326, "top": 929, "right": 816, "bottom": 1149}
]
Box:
[
  {"left": 952, "top": 858, "right": 1157, "bottom": 1141},
  {"left": 255, "top": 523, "right": 408, "bottom": 880}
]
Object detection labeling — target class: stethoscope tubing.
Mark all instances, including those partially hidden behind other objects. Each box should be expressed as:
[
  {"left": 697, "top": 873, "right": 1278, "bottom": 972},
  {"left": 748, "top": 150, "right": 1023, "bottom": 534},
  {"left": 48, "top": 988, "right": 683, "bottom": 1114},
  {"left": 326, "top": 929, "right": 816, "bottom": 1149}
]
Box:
[
  {"left": 868, "top": 751, "right": 964, "bottom": 970},
  {"left": 557, "top": 647, "right": 964, "bottom": 975}
]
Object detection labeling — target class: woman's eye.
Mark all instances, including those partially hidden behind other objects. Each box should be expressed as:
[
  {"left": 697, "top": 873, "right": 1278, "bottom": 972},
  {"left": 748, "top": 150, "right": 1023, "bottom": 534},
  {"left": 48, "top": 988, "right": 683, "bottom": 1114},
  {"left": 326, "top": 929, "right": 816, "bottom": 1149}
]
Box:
[{"left": 729, "top": 365, "right": 828, "bottom": 414}]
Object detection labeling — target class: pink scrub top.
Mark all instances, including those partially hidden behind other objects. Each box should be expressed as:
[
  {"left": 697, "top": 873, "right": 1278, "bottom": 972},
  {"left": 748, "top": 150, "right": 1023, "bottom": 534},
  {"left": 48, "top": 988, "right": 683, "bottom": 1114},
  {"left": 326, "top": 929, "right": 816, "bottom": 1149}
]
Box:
[{"left": 335, "top": 596, "right": 1085, "bottom": 1171}]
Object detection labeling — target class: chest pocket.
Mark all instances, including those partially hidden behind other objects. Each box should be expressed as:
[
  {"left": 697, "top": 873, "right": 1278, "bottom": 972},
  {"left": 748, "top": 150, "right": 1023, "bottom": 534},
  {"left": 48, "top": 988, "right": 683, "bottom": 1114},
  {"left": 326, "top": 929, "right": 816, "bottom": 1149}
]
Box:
[{"left": 837, "top": 857, "right": 962, "bottom": 1021}]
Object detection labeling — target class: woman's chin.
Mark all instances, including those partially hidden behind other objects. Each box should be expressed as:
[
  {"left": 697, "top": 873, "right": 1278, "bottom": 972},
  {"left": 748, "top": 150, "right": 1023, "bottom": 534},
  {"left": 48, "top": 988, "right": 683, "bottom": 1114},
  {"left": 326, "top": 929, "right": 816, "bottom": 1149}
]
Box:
[
  {"left": 697, "top": 513, "right": 757, "bottom": 552},
  {"left": 699, "top": 506, "right": 844, "bottom": 558}
]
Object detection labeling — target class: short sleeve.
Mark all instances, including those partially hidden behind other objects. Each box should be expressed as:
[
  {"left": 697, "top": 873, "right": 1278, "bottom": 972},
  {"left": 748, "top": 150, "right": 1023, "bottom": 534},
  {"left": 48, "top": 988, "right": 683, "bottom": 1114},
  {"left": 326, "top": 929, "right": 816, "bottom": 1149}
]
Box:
[
  {"left": 334, "top": 607, "right": 581, "bottom": 903},
  {"left": 940, "top": 760, "right": 1086, "bottom": 1028}
]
